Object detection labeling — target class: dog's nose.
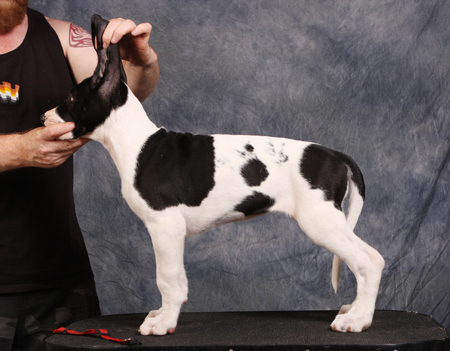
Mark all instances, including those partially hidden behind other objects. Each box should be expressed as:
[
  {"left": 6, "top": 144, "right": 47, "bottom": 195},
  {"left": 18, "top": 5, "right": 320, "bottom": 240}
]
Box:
[{"left": 40, "top": 114, "right": 46, "bottom": 124}]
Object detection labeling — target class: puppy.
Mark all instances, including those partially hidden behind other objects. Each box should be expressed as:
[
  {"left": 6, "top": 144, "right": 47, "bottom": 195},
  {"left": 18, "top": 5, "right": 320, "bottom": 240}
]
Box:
[{"left": 42, "top": 15, "right": 384, "bottom": 335}]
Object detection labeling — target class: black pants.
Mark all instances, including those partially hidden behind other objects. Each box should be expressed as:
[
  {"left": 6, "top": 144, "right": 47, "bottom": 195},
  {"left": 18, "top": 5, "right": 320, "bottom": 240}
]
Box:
[{"left": 0, "top": 278, "right": 100, "bottom": 351}]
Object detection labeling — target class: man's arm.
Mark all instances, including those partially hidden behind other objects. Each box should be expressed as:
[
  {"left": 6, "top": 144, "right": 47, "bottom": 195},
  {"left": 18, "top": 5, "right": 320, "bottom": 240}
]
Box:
[
  {"left": 48, "top": 17, "right": 159, "bottom": 101},
  {"left": 101, "top": 18, "right": 159, "bottom": 101},
  {"left": 0, "top": 123, "right": 89, "bottom": 172},
  {"left": 1, "top": 15, "right": 159, "bottom": 173}
]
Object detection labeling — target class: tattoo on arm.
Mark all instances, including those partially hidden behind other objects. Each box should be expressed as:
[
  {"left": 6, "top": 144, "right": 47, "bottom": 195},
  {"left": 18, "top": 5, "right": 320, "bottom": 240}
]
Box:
[{"left": 69, "top": 23, "right": 93, "bottom": 48}]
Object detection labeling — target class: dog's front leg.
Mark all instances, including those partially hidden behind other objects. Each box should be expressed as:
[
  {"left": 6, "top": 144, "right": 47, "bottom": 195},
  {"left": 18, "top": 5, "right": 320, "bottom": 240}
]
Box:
[{"left": 138, "top": 212, "right": 188, "bottom": 336}]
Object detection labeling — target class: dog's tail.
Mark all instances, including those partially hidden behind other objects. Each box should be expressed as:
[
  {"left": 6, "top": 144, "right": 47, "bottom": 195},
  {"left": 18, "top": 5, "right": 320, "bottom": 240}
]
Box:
[{"left": 331, "top": 153, "right": 365, "bottom": 293}]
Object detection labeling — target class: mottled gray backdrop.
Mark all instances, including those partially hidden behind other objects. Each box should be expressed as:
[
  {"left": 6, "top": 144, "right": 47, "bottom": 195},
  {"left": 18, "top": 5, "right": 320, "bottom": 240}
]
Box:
[{"left": 32, "top": 0, "right": 450, "bottom": 331}]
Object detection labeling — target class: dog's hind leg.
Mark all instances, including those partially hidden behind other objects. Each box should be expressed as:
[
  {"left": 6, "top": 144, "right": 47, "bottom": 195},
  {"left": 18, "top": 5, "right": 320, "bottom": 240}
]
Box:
[
  {"left": 138, "top": 210, "right": 188, "bottom": 336},
  {"left": 295, "top": 198, "right": 384, "bottom": 332}
]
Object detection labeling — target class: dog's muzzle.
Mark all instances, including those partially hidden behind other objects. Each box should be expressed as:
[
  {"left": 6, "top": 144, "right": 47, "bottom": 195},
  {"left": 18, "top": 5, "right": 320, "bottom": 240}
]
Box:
[
  {"left": 40, "top": 108, "right": 65, "bottom": 127},
  {"left": 39, "top": 109, "right": 75, "bottom": 140}
]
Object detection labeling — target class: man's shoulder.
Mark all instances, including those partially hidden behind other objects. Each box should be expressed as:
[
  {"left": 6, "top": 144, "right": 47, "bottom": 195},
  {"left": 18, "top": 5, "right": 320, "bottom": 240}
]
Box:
[
  {"left": 45, "top": 17, "right": 93, "bottom": 57},
  {"left": 46, "top": 17, "right": 70, "bottom": 32},
  {"left": 44, "top": 16, "right": 96, "bottom": 84},
  {"left": 45, "top": 17, "right": 70, "bottom": 56}
]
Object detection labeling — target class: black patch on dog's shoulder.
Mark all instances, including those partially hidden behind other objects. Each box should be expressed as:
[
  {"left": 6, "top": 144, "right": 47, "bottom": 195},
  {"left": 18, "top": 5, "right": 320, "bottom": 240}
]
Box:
[
  {"left": 134, "top": 128, "right": 215, "bottom": 211},
  {"left": 300, "top": 144, "right": 364, "bottom": 210},
  {"left": 234, "top": 192, "right": 275, "bottom": 216},
  {"left": 245, "top": 144, "right": 254, "bottom": 152},
  {"left": 241, "top": 158, "right": 269, "bottom": 186}
]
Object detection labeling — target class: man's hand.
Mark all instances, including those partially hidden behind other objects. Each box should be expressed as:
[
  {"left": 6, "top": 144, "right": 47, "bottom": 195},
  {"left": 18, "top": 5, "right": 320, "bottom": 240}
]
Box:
[
  {"left": 102, "top": 18, "right": 158, "bottom": 68},
  {"left": 101, "top": 17, "right": 160, "bottom": 101},
  {"left": 19, "top": 122, "right": 90, "bottom": 168},
  {"left": 0, "top": 122, "right": 89, "bottom": 172}
]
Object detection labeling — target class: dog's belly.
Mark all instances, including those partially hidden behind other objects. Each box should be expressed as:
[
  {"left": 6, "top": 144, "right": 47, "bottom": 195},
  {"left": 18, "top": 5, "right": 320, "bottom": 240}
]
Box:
[{"left": 181, "top": 206, "right": 246, "bottom": 237}]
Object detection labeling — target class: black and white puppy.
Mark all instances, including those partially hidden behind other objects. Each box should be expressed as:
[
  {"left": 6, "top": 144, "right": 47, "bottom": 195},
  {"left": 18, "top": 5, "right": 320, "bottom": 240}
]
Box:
[{"left": 42, "top": 15, "right": 384, "bottom": 336}]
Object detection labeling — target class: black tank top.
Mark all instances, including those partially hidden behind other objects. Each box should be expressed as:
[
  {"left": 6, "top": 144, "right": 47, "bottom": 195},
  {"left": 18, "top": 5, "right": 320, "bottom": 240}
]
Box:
[{"left": 0, "top": 8, "right": 93, "bottom": 293}]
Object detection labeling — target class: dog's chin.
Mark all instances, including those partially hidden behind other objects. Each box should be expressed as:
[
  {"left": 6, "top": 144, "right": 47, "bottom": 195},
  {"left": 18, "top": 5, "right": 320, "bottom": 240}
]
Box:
[
  {"left": 42, "top": 108, "right": 77, "bottom": 140},
  {"left": 42, "top": 120, "right": 76, "bottom": 140}
]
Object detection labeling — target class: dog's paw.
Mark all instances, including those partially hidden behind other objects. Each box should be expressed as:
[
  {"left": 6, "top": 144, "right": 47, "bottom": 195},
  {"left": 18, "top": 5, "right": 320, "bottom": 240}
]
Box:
[
  {"left": 330, "top": 311, "right": 372, "bottom": 333},
  {"left": 147, "top": 308, "right": 163, "bottom": 318},
  {"left": 337, "top": 304, "right": 352, "bottom": 315},
  {"left": 138, "top": 312, "right": 177, "bottom": 336}
]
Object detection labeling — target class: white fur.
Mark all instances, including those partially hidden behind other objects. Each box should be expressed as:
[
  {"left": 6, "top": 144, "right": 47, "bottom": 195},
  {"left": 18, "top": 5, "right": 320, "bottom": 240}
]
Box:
[{"left": 43, "top": 85, "right": 384, "bottom": 335}]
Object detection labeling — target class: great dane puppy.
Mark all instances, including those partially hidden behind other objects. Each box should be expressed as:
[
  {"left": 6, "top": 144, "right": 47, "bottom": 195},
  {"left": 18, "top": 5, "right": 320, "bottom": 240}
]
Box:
[{"left": 42, "top": 15, "right": 384, "bottom": 336}]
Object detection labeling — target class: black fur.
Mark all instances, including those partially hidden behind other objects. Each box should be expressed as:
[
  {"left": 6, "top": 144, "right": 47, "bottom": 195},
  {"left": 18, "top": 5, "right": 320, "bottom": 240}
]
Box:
[
  {"left": 241, "top": 158, "right": 269, "bottom": 186},
  {"left": 91, "top": 15, "right": 127, "bottom": 84},
  {"left": 300, "top": 144, "right": 365, "bottom": 210},
  {"left": 55, "top": 80, "right": 127, "bottom": 139},
  {"left": 277, "top": 151, "right": 289, "bottom": 164},
  {"left": 234, "top": 191, "right": 275, "bottom": 216},
  {"left": 134, "top": 128, "right": 216, "bottom": 211},
  {"left": 245, "top": 144, "right": 254, "bottom": 152}
]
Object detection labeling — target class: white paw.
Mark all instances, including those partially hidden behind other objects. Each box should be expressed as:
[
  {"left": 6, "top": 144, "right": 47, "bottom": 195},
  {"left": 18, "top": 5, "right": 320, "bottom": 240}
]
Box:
[
  {"left": 138, "top": 312, "right": 177, "bottom": 336},
  {"left": 337, "top": 304, "right": 352, "bottom": 315},
  {"left": 147, "top": 308, "right": 163, "bottom": 318},
  {"left": 330, "top": 310, "right": 372, "bottom": 333}
]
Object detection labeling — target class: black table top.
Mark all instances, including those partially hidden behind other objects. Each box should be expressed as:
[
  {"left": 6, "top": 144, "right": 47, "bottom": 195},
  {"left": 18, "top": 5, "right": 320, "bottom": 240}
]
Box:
[{"left": 45, "top": 310, "right": 450, "bottom": 351}]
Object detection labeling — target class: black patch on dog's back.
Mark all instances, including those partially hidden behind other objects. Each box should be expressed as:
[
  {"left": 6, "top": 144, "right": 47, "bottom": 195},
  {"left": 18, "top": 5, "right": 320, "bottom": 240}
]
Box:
[
  {"left": 234, "top": 192, "right": 275, "bottom": 216},
  {"left": 135, "top": 129, "right": 215, "bottom": 211},
  {"left": 300, "top": 144, "right": 364, "bottom": 210},
  {"left": 241, "top": 158, "right": 269, "bottom": 186}
]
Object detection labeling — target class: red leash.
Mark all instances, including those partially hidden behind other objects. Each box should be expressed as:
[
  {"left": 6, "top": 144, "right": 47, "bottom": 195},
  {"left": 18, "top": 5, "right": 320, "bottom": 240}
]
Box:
[{"left": 50, "top": 327, "right": 141, "bottom": 346}]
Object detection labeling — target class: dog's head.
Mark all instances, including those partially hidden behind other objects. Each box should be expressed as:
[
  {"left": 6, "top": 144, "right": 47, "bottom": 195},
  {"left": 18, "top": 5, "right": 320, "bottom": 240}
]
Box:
[{"left": 41, "top": 14, "right": 128, "bottom": 140}]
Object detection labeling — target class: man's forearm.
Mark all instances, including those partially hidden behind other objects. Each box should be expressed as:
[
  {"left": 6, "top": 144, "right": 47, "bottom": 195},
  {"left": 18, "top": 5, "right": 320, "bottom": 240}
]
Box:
[
  {"left": 0, "top": 133, "right": 24, "bottom": 172},
  {"left": 123, "top": 50, "right": 159, "bottom": 102}
]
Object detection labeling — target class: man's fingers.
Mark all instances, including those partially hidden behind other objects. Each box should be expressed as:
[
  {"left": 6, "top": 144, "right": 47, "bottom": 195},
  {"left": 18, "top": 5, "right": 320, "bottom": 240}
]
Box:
[
  {"left": 17, "top": 125, "right": 88, "bottom": 169},
  {"left": 49, "top": 136, "right": 90, "bottom": 156},
  {"left": 131, "top": 22, "right": 152, "bottom": 38},
  {"left": 103, "top": 18, "right": 136, "bottom": 47},
  {"left": 102, "top": 18, "right": 152, "bottom": 45},
  {"left": 63, "top": 137, "right": 90, "bottom": 152},
  {"left": 40, "top": 122, "right": 75, "bottom": 141}
]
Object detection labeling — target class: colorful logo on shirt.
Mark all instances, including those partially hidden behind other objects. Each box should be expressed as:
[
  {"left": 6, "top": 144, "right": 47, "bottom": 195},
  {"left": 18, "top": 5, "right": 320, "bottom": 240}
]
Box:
[{"left": 0, "top": 81, "right": 20, "bottom": 104}]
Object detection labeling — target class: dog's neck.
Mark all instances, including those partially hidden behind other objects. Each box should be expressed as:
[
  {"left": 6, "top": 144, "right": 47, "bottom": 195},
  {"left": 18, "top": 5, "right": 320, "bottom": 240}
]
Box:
[{"left": 89, "top": 84, "right": 159, "bottom": 182}]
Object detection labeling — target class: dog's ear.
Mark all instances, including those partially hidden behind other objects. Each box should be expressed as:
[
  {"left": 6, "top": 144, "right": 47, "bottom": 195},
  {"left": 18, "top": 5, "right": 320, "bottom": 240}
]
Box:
[
  {"left": 90, "top": 14, "right": 108, "bottom": 51},
  {"left": 90, "top": 14, "right": 109, "bottom": 88},
  {"left": 90, "top": 14, "right": 127, "bottom": 89}
]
